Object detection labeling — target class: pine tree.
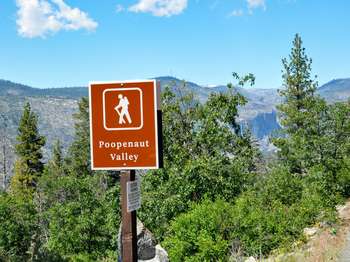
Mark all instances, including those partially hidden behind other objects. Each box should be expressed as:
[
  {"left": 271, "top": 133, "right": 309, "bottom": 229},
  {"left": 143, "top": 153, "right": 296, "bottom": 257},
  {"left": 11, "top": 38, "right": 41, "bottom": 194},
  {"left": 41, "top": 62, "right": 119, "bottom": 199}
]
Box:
[
  {"left": 10, "top": 102, "right": 45, "bottom": 196},
  {"left": 274, "top": 34, "right": 324, "bottom": 173},
  {"left": 66, "top": 97, "right": 92, "bottom": 177},
  {"left": 50, "top": 140, "right": 63, "bottom": 172},
  {"left": 279, "top": 34, "right": 318, "bottom": 130},
  {"left": 0, "top": 114, "right": 11, "bottom": 190}
]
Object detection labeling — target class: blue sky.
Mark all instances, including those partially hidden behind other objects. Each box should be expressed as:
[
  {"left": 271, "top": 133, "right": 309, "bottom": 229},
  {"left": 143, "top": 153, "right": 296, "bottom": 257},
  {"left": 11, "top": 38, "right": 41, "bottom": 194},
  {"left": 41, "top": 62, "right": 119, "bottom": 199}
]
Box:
[{"left": 1, "top": 0, "right": 349, "bottom": 89}]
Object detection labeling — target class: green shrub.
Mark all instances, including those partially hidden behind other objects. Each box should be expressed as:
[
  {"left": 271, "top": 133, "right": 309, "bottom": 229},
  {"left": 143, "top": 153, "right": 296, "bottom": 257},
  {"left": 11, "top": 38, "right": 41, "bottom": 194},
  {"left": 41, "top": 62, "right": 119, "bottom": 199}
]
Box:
[
  {"left": 139, "top": 155, "right": 255, "bottom": 240},
  {"left": 260, "top": 166, "right": 303, "bottom": 206},
  {"left": 229, "top": 192, "right": 301, "bottom": 256},
  {"left": 336, "top": 158, "right": 350, "bottom": 198},
  {"left": 229, "top": 181, "right": 336, "bottom": 257},
  {"left": 304, "top": 165, "right": 342, "bottom": 208},
  {"left": 0, "top": 193, "right": 36, "bottom": 261},
  {"left": 162, "top": 163, "right": 340, "bottom": 259},
  {"left": 45, "top": 175, "right": 119, "bottom": 260},
  {"left": 163, "top": 199, "right": 235, "bottom": 262}
]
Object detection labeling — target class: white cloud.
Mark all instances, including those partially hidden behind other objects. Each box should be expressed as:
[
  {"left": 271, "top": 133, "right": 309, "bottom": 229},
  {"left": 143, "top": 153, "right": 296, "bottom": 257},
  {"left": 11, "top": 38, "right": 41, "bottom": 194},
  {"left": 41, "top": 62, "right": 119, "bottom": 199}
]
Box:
[
  {"left": 229, "top": 9, "right": 244, "bottom": 17},
  {"left": 128, "top": 0, "right": 188, "bottom": 17},
  {"left": 246, "top": 0, "right": 266, "bottom": 10},
  {"left": 16, "top": 0, "right": 98, "bottom": 38},
  {"left": 228, "top": 0, "right": 265, "bottom": 17},
  {"left": 116, "top": 4, "right": 125, "bottom": 13}
]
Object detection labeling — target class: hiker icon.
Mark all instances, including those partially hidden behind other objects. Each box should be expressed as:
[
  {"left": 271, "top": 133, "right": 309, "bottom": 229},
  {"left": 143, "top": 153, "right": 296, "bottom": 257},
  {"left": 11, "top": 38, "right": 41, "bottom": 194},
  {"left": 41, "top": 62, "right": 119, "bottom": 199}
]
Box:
[
  {"left": 102, "top": 87, "right": 143, "bottom": 131},
  {"left": 114, "top": 94, "right": 132, "bottom": 124}
]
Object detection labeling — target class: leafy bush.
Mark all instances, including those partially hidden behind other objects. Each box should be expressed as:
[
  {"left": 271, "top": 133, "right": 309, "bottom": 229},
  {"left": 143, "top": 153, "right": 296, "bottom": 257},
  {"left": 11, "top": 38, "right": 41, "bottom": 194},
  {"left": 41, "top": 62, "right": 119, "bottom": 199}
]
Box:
[
  {"left": 162, "top": 180, "right": 333, "bottom": 260},
  {"left": 336, "top": 158, "right": 350, "bottom": 198},
  {"left": 163, "top": 199, "right": 235, "bottom": 262},
  {"left": 0, "top": 193, "right": 36, "bottom": 261},
  {"left": 260, "top": 166, "right": 303, "bottom": 206},
  {"left": 227, "top": 165, "right": 338, "bottom": 257},
  {"left": 229, "top": 192, "right": 300, "bottom": 256},
  {"left": 303, "top": 165, "right": 342, "bottom": 208},
  {"left": 45, "top": 175, "right": 120, "bottom": 260}
]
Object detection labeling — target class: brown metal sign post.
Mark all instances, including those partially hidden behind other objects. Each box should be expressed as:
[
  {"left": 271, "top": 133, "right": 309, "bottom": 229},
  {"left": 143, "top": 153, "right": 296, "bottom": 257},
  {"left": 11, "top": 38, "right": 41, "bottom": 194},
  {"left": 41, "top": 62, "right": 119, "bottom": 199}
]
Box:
[{"left": 120, "top": 170, "right": 137, "bottom": 262}]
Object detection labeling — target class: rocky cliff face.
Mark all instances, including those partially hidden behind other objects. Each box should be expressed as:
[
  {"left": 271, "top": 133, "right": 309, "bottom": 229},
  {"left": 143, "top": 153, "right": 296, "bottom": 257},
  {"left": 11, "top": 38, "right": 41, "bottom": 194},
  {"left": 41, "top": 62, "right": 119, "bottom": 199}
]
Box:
[{"left": 246, "top": 110, "right": 281, "bottom": 139}]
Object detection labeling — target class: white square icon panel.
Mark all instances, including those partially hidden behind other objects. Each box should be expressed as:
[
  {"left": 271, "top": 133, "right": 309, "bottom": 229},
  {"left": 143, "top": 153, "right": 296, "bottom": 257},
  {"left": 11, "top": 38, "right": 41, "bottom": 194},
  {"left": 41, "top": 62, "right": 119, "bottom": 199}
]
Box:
[{"left": 102, "top": 88, "right": 143, "bottom": 131}]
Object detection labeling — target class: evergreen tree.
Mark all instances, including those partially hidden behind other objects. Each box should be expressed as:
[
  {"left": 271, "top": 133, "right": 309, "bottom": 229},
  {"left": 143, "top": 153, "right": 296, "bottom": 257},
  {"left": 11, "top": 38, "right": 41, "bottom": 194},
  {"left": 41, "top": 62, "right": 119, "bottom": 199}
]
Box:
[
  {"left": 322, "top": 101, "right": 350, "bottom": 174},
  {"left": 10, "top": 102, "right": 45, "bottom": 196},
  {"left": 279, "top": 34, "right": 318, "bottom": 129},
  {"left": 50, "top": 140, "right": 63, "bottom": 171},
  {"left": 37, "top": 140, "right": 65, "bottom": 212},
  {"left": 317, "top": 100, "right": 350, "bottom": 196},
  {"left": 274, "top": 34, "right": 324, "bottom": 173},
  {"left": 66, "top": 97, "right": 92, "bottom": 177},
  {"left": 0, "top": 114, "right": 11, "bottom": 190}
]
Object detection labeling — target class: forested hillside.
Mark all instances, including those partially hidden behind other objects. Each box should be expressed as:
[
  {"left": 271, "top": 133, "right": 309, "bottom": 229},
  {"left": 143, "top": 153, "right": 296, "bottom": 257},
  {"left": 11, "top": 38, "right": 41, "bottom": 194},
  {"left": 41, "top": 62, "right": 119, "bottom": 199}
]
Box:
[{"left": 0, "top": 35, "right": 350, "bottom": 261}]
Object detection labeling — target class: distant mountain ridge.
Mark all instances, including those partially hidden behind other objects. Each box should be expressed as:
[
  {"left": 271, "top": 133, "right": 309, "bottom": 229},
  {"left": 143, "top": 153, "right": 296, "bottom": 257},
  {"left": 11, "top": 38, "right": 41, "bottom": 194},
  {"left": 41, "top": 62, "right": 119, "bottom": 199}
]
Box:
[
  {"left": 1, "top": 77, "right": 349, "bottom": 103},
  {"left": 0, "top": 80, "right": 86, "bottom": 99},
  {"left": 0, "top": 77, "right": 349, "bottom": 159},
  {"left": 317, "top": 78, "right": 350, "bottom": 102}
]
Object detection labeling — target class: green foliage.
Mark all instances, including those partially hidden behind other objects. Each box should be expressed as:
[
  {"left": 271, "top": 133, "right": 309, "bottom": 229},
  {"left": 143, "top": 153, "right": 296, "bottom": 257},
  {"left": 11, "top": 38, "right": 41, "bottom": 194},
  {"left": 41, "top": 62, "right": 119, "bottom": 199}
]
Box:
[
  {"left": 162, "top": 161, "right": 339, "bottom": 259},
  {"left": 273, "top": 33, "right": 349, "bottom": 207},
  {"left": 230, "top": 72, "right": 255, "bottom": 90},
  {"left": 45, "top": 175, "right": 120, "bottom": 260},
  {"left": 0, "top": 97, "right": 120, "bottom": 260},
  {"left": 163, "top": 199, "right": 234, "bottom": 262},
  {"left": 226, "top": 166, "right": 317, "bottom": 256},
  {"left": 139, "top": 79, "right": 260, "bottom": 240},
  {"left": 15, "top": 102, "right": 46, "bottom": 169},
  {"left": 274, "top": 34, "right": 321, "bottom": 173},
  {"left": 337, "top": 157, "right": 350, "bottom": 197},
  {"left": 2, "top": 102, "right": 46, "bottom": 261},
  {"left": 35, "top": 97, "right": 120, "bottom": 260},
  {"left": 225, "top": 170, "right": 335, "bottom": 257},
  {"left": 65, "top": 97, "right": 92, "bottom": 177},
  {"left": 319, "top": 101, "right": 350, "bottom": 178},
  {"left": 51, "top": 140, "right": 63, "bottom": 171},
  {"left": 229, "top": 192, "right": 300, "bottom": 256},
  {"left": 260, "top": 165, "right": 303, "bottom": 206},
  {"left": 10, "top": 102, "right": 45, "bottom": 196},
  {"left": 275, "top": 35, "right": 349, "bottom": 180},
  {"left": 0, "top": 192, "right": 36, "bottom": 261}
]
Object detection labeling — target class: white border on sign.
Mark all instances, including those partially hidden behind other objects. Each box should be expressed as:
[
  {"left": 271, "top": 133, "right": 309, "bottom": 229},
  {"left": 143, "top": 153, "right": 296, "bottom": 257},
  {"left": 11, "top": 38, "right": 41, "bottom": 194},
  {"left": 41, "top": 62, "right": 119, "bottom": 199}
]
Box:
[
  {"left": 102, "top": 87, "right": 144, "bottom": 131},
  {"left": 88, "top": 79, "right": 159, "bottom": 170}
]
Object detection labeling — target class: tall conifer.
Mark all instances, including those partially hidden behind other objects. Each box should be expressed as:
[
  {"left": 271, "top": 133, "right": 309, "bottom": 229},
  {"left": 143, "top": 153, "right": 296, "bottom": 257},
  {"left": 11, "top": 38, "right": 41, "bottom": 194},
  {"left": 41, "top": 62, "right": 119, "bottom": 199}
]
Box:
[
  {"left": 50, "top": 140, "right": 63, "bottom": 171},
  {"left": 10, "top": 102, "right": 45, "bottom": 195},
  {"left": 274, "top": 34, "right": 323, "bottom": 173},
  {"left": 66, "top": 97, "right": 92, "bottom": 177}
]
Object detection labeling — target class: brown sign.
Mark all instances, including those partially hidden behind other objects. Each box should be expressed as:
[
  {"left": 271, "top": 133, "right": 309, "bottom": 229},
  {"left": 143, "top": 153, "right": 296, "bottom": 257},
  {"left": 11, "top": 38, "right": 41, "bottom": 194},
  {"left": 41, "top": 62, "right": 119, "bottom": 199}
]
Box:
[{"left": 89, "top": 80, "right": 160, "bottom": 170}]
